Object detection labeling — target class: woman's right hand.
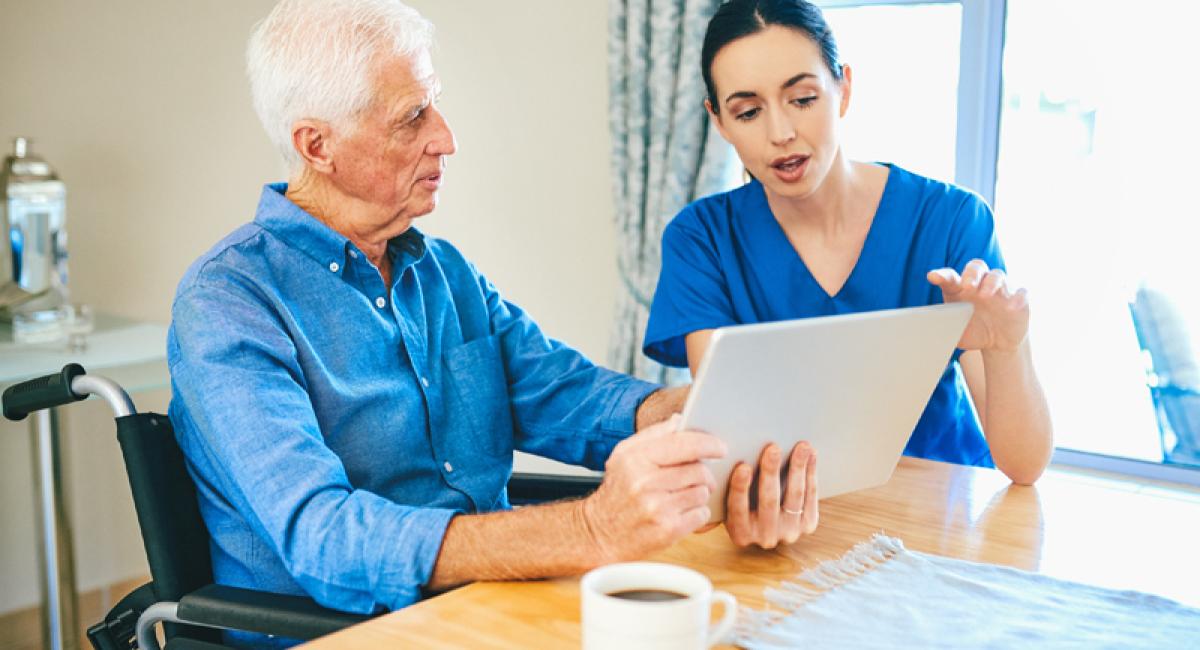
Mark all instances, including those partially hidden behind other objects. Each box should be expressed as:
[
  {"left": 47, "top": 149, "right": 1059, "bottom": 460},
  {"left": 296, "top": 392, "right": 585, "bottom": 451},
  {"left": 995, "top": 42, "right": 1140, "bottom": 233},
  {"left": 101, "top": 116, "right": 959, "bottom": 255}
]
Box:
[{"left": 927, "top": 259, "right": 1030, "bottom": 352}]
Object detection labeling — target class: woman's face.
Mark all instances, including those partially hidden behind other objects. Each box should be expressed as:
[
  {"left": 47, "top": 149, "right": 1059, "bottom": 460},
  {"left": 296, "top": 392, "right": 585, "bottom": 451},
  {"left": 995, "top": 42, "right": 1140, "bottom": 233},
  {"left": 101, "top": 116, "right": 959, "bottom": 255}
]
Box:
[{"left": 708, "top": 25, "right": 850, "bottom": 200}]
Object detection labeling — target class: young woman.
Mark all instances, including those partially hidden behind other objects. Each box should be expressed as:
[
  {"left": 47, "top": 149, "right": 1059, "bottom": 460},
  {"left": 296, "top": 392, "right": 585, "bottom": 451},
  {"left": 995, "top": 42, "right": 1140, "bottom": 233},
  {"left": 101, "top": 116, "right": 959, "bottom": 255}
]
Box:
[{"left": 644, "top": 0, "right": 1053, "bottom": 484}]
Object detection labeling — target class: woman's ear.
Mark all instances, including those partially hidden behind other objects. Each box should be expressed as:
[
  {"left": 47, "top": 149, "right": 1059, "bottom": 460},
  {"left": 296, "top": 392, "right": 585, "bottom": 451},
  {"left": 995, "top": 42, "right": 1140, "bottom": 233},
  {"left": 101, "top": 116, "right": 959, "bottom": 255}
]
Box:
[
  {"left": 705, "top": 98, "right": 731, "bottom": 141},
  {"left": 838, "top": 64, "right": 853, "bottom": 118}
]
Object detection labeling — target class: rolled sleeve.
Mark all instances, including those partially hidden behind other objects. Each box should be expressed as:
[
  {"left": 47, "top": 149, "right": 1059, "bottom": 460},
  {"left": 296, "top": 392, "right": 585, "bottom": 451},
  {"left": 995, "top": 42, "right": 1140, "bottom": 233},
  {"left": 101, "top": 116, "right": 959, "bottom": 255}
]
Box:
[
  {"left": 599, "top": 375, "right": 660, "bottom": 434},
  {"left": 367, "top": 505, "right": 457, "bottom": 610}
]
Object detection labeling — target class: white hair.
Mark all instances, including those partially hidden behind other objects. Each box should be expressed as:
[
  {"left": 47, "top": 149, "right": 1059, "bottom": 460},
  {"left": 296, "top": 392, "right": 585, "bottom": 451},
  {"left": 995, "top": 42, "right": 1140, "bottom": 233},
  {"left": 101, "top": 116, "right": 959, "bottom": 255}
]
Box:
[{"left": 246, "top": 0, "right": 434, "bottom": 169}]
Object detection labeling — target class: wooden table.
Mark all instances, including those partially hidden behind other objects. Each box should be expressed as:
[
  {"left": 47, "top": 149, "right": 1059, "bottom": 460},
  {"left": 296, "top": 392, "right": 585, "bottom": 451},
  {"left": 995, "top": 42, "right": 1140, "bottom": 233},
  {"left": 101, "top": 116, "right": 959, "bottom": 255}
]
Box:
[{"left": 301, "top": 457, "right": 1200, "bottom": 648}]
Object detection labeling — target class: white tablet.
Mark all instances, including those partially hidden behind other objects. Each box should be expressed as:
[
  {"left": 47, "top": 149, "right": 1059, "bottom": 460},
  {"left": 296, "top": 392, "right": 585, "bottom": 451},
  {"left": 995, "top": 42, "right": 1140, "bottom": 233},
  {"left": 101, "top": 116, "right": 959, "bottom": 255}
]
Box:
[{"left": 678, "top": 303, "right": 974, "bottom": 524}]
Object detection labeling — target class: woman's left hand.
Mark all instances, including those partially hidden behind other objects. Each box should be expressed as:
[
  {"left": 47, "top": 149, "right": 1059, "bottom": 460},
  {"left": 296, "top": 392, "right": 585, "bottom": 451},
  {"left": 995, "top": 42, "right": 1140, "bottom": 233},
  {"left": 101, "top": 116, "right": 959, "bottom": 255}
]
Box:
[
  {"left": 722, "top": 441, "right": 819, "bottom": 549},
  {"left": 927, "top": 259, "right": 1029, "bottom": 352}
]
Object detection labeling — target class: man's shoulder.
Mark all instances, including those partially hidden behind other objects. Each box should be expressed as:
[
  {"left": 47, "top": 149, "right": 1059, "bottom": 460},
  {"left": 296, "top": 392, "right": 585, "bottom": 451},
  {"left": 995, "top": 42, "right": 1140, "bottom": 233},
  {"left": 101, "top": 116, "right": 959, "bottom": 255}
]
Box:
[
  {"left": 420, "top": 234, "right": 465, "bottom": 265},
  {"left": 418, "top": 234, "right": 484, "bottom": 283},
  {"left": 174, "top": 222, "right": 269, "bottom": 301}
]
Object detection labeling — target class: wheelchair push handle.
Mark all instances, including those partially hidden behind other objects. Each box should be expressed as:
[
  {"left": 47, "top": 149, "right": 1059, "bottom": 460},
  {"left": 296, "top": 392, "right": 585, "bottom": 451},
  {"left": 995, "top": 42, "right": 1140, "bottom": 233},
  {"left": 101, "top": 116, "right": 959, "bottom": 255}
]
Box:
[
  {"left": 3, "top": 363, "right": 88, "bottom": 421},
  {"left": 3, "top": 364, "right": 136, "bottom": 421}
]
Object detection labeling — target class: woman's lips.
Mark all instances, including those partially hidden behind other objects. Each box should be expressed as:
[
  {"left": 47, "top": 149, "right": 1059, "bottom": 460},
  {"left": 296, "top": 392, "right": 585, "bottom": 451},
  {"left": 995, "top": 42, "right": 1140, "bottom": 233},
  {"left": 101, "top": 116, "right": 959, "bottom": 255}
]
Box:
[{"left": 770, "top": 155, "right": 809, "bottom": 183}]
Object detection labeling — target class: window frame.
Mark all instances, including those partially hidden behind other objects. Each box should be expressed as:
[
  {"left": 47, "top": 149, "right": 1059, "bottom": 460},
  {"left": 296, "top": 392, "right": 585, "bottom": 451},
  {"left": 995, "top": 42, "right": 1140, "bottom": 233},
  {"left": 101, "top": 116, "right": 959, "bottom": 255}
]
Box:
[{"left": 819, "top": 0, "right": 1005, "bottom": 205}]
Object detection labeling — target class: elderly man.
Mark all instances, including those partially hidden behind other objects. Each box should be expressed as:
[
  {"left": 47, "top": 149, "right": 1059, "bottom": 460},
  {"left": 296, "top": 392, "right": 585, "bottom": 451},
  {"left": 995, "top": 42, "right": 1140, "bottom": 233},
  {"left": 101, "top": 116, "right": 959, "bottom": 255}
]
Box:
[{"left": 168, "top": 0, "right": 817, "bottom": 645}]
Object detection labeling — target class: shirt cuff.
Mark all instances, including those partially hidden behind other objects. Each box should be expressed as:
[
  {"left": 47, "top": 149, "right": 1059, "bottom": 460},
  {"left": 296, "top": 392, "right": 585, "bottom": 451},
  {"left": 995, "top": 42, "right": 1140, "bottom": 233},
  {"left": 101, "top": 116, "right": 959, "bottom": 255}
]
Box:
[
  {"left": 368, "top": 505, "right": 459, "bottom": 611},
  {"left": 600, "top": 376, "right": 662, "bottom": 435}
]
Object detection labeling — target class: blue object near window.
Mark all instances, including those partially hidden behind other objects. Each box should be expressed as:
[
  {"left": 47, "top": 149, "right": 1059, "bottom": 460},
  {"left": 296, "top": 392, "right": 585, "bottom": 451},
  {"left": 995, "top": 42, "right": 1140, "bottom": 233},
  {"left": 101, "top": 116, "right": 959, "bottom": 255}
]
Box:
[{"left": 1129, "top": 286, "right": 1200, "bottom": 467}]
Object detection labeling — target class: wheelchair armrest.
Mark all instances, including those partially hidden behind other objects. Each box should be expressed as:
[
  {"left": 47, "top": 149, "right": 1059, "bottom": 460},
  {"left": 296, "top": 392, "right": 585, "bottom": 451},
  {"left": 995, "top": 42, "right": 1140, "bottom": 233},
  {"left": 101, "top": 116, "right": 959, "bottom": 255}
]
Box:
[
  {"left": 88, "top": 582, "right": 159, "bottom": 650},
  {"left": 176, "top": 584, "right": 372, "bottom": 641},
  {"left": 507, "top": 471, "right": 602, "bottom": 505}
]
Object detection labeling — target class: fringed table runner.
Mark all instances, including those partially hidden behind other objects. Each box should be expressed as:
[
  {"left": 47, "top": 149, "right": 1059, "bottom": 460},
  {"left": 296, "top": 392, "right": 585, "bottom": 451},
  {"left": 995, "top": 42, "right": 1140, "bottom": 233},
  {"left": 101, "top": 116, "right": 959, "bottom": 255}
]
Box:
[{"left": 736, "top": 535, "right": 1200, "bottom": 649}]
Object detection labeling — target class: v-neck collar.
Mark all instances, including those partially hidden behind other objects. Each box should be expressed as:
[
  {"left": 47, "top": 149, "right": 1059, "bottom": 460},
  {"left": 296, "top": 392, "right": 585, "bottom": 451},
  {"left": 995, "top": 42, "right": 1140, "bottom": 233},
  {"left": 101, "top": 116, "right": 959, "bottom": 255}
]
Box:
[{"left": 744, "top": 163, "right": 897, "bottom": 301}]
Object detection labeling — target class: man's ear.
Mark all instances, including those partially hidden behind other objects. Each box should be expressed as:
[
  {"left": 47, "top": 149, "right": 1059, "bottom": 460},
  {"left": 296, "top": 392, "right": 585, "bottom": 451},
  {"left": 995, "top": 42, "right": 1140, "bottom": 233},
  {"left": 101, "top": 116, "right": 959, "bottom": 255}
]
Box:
[
  {"left": 705, "top": 98, "right": 731, "bottom": 142},
  {"left": 291, "top": 119, "right": 335, "bottom": 174}
]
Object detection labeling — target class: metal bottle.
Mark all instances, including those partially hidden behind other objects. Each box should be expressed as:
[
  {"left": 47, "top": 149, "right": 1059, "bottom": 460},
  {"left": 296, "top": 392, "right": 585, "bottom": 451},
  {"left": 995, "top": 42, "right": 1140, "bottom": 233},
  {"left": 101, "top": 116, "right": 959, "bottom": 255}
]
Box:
[{"left": 1, "top": 137, "right": 69, "bottom": 322}]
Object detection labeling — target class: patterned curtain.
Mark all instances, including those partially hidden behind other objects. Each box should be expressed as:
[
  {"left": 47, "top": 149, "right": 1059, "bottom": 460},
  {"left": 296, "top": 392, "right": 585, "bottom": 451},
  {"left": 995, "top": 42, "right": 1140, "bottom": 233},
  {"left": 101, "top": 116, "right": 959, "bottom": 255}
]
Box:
[{"left": 607, "top": 0, "right": 736, "bottom": 382}]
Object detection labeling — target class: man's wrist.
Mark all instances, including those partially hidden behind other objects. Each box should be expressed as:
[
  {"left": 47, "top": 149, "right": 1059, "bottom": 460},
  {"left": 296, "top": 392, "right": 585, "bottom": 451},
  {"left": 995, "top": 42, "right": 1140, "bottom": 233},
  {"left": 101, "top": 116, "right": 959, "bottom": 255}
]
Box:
[
  {"left": 634, "top": 386, "right": 689, "bottom": 430},
  {"left": 577, "top": 495, "right": 618, "bottom": 566}
]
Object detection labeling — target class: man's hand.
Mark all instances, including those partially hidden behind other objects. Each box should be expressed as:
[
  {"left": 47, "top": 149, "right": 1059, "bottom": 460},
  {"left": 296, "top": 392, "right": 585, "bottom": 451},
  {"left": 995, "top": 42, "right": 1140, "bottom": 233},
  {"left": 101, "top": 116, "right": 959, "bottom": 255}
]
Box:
[
  {"left": 582, "top": 414, "right": 726, "bottom": 562},
  {"left": 927, "top": 259, "right": 1029, "bottom": 352},
  {"left": 725, "top": 441, "right": 819, "bottom": 549}
]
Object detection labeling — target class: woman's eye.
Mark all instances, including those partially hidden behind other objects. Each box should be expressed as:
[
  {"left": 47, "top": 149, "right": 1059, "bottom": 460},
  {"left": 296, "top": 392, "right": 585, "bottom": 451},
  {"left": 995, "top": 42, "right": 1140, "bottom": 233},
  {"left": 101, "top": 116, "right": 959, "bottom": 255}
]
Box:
[
  {"left": 793, "top": 96, "right": 818, "bottom": 108},
  {"left": 734, "top": 107, "right": 760, "bottom": 122}
]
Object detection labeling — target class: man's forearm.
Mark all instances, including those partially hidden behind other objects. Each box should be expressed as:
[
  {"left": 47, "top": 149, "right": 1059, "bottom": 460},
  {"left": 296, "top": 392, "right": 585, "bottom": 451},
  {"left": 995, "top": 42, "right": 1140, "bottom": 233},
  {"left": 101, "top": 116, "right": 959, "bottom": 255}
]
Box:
[
  {"left": 426, "top": 498, "right": 608, "bottom": 591},
  {"left": 635, "top": 385, "right": 690, "bottom": 430},
  {"left": 982, "top": 340, "right": 1053, "bottom": 485},
  {"left": 428, "top": 404, "right": 725, "bottom": 591},
  {"left": 427, "top": 386, "right": 693, "bottom": 591}
]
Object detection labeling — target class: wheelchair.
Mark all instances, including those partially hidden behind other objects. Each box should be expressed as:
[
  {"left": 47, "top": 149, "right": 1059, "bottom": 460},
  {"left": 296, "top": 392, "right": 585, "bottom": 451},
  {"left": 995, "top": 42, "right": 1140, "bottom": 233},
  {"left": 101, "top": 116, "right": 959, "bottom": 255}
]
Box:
[{"left": 3, "top": 364, "right": 600, "bottom": 649}]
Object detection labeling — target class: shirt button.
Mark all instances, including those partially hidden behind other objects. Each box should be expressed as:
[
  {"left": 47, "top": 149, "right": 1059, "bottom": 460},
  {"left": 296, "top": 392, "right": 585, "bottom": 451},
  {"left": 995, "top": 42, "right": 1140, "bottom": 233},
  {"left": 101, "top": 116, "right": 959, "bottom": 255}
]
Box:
[
  {"left": 443, "top": 461, "right": 454, "bottom": 473},
  {"left": 375, "top": 297, "right": 386, "bottom": 308},
  {"left": 420, "top": 376, "right": 430, "bottom": 388},
  {"left": 349, "top": 250, "right": 358, "bottom": 259},
  {"left": 328, "top": 262, "right": 339, "bottom": 272}
]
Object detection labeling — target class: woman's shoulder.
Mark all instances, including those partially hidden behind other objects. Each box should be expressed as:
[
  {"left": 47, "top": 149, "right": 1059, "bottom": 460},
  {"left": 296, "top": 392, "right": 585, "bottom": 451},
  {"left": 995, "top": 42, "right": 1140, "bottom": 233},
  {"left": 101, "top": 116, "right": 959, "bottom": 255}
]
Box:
[
  {"left": 883, "top": 164, "right": 992, "bottom": 224},
  {"left": 665, "top": 181, "right": 760, "bottom": 241}
]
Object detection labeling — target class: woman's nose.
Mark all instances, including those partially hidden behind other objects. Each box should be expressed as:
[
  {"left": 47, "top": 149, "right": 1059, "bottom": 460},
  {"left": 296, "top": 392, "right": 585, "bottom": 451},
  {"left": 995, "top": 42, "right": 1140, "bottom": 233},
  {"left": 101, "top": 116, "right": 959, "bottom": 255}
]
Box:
[{"left": 768, "top": 109, "right": 796, "bottom": 147}]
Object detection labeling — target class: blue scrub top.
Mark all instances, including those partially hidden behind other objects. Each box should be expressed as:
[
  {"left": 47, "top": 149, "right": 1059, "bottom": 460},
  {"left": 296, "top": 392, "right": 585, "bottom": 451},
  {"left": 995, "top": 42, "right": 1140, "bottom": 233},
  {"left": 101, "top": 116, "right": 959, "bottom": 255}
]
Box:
[{"left": 644, "top": 164, "right": 1004, "bottom": 467}]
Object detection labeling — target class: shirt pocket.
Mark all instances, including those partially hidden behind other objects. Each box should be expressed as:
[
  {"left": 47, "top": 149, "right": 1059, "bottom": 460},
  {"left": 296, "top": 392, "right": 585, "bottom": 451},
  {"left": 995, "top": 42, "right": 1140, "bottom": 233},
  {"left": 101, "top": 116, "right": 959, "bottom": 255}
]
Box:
[{"left": 442, "top": 334, "right": 515, "bottom": 459}]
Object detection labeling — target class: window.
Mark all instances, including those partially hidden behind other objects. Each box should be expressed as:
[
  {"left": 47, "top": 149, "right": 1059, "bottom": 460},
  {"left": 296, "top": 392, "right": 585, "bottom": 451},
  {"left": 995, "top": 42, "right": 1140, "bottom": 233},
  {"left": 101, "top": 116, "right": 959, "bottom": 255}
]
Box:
[
  {"left": 819, "top": 0, "right": 1200, "bottom": 480},
  {"left": 994, "top": 0, "right": 1200, "bottom": 471},
  {"left": 818, "top": 0, "right": 1004, "bottom": 198},
  {"left": 821, "top": 2, "right": 962, "bottom": 183}
]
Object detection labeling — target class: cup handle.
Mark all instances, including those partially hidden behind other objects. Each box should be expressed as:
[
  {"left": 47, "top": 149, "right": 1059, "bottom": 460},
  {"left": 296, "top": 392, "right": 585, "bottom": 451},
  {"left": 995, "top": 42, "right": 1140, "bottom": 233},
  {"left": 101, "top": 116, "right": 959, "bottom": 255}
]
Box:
[{"left": 706, "top": 590, "right": 738, "bottom": 648}]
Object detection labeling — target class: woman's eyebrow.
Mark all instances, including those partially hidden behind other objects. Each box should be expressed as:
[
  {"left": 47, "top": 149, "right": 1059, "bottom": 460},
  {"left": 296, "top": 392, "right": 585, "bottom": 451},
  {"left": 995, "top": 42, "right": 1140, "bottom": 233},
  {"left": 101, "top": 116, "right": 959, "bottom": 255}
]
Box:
[
  {"left": 781, "top": 72, "right": 817, "bottom": 90},
  {"left": 724, "top": 90, "right": 759, "bottom": 104},
  {"left": 724, "top": 72, "right": 818, "bottom": 105}
]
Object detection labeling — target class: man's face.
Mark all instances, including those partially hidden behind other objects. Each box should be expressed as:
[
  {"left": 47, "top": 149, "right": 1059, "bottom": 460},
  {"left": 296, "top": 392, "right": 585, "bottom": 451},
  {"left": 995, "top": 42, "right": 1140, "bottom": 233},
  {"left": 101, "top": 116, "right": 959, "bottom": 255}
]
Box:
[{"left": 330, "top": 49, "right": 456, "bottom": 228}]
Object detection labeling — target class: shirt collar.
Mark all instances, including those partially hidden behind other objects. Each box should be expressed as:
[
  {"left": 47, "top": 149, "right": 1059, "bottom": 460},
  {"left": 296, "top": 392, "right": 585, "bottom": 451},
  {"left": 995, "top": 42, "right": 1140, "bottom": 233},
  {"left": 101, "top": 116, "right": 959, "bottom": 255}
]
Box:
[{"left": 253, "top": 183, "right": 428, "bottom": 270}]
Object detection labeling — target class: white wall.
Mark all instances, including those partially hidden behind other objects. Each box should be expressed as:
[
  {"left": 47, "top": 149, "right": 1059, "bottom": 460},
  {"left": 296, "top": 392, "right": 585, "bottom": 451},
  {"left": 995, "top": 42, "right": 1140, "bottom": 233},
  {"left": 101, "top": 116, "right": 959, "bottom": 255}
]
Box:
[
  {"left": 404, "top": 0, "right": 617, "bottom": 359},
  {"left": 0, "top": 0, "right": 616, "bottom": 613}
]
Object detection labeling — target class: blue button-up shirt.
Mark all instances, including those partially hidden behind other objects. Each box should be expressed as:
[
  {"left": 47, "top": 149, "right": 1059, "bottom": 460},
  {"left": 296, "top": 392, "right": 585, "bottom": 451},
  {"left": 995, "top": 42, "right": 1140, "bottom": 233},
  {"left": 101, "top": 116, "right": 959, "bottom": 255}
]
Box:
[{"left": 167, "top": 184, "right": 658, "bottom": 621}]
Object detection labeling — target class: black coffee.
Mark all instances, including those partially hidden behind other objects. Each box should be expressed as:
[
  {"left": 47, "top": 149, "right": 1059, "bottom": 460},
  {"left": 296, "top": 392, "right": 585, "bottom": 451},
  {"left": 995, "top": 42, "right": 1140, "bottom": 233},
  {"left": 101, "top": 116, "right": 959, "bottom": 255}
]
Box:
[{"left": 606, "top": 589, "right": 687, "bottom": 602}]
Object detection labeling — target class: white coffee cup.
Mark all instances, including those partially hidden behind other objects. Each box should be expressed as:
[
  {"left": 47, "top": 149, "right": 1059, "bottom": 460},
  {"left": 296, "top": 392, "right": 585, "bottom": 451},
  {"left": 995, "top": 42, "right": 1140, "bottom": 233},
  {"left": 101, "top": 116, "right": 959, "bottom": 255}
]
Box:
[{"left": 581, "top": 562, "right": 737, "bottom": 650}]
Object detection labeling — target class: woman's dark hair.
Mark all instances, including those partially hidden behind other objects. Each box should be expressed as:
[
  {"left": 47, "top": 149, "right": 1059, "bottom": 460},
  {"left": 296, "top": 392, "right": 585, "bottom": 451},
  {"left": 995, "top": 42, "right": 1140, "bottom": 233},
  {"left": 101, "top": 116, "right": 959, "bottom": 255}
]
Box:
[{"left": 701, "top": 0, "right": 843, "bottom": 114}]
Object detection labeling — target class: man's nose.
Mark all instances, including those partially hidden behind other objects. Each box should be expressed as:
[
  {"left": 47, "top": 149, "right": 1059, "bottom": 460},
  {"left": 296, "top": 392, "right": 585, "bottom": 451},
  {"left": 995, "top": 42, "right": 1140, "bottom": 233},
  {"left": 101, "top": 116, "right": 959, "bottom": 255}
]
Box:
[{"left": 426, "top": 106, "right": 457, "bottom": 156}]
